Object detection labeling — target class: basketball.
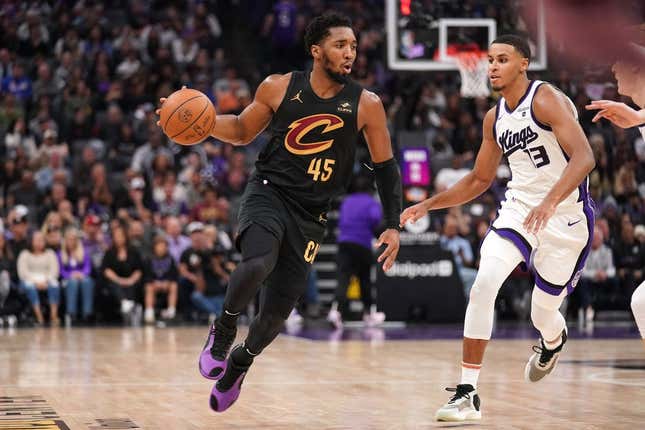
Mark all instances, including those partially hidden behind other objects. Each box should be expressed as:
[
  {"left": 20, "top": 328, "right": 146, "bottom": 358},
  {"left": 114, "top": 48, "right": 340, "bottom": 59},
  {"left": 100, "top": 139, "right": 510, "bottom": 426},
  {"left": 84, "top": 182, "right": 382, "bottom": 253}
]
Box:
[{"left": 159, "top": 87, "right": 216, "bottom": 146}]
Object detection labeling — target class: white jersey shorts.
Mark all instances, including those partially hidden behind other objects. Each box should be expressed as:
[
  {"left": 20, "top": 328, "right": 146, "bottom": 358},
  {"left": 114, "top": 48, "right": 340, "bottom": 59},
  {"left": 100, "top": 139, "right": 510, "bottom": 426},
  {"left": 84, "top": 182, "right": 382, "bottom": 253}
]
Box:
[{"left": 486, "top": 192, "right": 595, "bottom": 296}]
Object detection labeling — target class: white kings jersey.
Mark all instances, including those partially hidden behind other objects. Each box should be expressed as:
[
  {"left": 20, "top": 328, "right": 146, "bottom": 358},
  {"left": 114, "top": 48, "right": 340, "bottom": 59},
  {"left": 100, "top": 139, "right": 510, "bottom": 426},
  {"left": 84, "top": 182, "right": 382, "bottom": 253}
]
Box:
[{"left": 494, "top": 80, "right": 588, "bottom": 209}]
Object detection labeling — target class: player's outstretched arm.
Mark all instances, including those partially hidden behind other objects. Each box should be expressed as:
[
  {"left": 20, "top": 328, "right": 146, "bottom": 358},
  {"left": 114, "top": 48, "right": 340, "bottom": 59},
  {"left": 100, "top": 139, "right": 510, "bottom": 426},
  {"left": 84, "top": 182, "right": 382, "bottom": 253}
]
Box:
[
  {"left": 359, "top": 90, "right": 400, "bottom": 272},
  {"left": 524, "top": 85, "right": 595, "bottom": 233},
  {"left": 399, "top": 107, "right": 501, "bottom": 226},
  {"left": 156, "top": 75, "right": 287, "bottom": 146},
  {"left": 585, "top": 100, "right": 645, "bottom": 128}
]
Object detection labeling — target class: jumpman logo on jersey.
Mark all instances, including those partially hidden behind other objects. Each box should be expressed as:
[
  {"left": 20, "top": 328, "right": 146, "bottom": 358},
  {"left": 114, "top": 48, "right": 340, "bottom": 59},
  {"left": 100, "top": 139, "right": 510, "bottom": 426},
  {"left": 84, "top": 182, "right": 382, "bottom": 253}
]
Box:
[{"left": 291, "top": 90, "right": 303, "bottom": 103}]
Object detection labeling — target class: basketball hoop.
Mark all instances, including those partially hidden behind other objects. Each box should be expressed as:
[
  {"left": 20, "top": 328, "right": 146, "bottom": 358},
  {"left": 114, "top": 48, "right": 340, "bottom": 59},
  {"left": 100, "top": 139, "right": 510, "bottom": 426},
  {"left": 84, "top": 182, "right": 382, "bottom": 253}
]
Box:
[{"left": 454, "top": 51, "right": 490, "bottom": 98}]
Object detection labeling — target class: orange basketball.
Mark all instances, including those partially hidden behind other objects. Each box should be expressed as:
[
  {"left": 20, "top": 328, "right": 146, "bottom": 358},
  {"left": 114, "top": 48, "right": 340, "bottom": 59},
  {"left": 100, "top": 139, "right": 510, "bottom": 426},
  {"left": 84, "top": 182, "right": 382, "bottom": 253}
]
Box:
[{"left": 159, "top": 88, "right": 216, "bottom": 146}]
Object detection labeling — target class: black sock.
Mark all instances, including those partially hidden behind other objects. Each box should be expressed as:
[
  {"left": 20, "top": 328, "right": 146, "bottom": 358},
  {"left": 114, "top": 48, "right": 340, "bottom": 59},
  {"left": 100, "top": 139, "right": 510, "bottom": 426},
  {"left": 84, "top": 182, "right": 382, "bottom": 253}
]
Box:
[
  {"left": 218, "top": 309, "right": 240, "bottom": 329},
  {"left": 230, "top": 343, "right": 258, "bottom": 367},
  {"left": 217, "top": 344, "right": 256, "bottom": 391}
]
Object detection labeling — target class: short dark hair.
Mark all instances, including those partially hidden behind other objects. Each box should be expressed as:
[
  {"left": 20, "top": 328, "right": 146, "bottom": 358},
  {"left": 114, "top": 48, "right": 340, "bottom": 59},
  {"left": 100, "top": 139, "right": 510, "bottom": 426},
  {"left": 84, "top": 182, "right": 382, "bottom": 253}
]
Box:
[
  {"left": 492, "top": 34, "right": 531, "bottom": 60},
  {"left": 304, "top": 12, "right": 353, "bottom": 56}
]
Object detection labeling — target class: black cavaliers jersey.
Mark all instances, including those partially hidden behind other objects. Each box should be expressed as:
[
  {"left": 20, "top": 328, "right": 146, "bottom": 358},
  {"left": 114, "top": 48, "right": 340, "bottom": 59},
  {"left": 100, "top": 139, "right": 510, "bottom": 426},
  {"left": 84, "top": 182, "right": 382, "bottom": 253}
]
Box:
[{"left": 255, "top": 71, "right": 363, "bottom": 216}]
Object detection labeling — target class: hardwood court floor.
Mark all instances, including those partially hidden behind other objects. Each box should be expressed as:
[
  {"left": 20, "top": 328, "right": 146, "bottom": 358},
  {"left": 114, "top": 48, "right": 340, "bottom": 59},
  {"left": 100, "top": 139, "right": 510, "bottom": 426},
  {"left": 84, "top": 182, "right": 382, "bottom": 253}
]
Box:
[{"left": 1, "top": 325, "right": 644, "bottom": 429}]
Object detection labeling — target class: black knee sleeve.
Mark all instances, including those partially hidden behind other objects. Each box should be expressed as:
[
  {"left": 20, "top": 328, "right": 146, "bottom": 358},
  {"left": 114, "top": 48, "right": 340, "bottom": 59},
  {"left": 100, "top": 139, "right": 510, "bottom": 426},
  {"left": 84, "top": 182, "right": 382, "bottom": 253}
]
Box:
[{"left": 223, "top": 225, "right": 281, "bottom": 313}]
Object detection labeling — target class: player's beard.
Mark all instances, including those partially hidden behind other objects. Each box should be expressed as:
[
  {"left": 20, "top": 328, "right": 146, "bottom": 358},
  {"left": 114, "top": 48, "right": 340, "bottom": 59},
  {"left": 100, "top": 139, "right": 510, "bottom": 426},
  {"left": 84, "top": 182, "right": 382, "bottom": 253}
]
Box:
[{"left": 322, "top": 54, "right": 349, "bottom": 84}]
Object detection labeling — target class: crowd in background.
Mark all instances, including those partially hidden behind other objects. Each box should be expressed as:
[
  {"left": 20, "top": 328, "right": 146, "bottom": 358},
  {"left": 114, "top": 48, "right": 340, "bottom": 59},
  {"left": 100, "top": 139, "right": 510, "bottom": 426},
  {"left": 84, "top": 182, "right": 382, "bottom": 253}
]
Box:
[{"left": 0, "top": 1, "right": 643, "bottom": 327}]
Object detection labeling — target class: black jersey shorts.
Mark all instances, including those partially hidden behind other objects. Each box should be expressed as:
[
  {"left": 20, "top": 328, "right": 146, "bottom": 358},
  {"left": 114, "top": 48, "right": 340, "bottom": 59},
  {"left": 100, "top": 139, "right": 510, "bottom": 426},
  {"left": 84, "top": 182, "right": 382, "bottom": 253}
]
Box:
[{"left": 236, "top": 174, "right": 327, "bottom": 301}]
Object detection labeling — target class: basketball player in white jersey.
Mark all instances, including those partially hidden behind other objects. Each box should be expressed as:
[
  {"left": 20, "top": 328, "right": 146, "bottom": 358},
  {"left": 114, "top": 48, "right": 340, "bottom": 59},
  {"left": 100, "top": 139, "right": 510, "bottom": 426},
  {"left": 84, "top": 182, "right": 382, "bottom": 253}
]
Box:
[
  {"left": 400, "top": 35, "right": 596, "bottom": 422},
  {"left": 586, "top": 49, "right": 645, "bottom": 345}
]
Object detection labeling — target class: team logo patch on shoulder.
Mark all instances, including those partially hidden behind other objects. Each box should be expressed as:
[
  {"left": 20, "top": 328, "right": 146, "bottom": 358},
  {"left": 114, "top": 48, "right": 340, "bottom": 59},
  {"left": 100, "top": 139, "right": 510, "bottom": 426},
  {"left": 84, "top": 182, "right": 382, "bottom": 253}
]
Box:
[
  {"left": 337, "top": 101, "right": 353, "bottom": 113},
  {"left": 284, "top": 114, "right": 344, "bottom": 155}
]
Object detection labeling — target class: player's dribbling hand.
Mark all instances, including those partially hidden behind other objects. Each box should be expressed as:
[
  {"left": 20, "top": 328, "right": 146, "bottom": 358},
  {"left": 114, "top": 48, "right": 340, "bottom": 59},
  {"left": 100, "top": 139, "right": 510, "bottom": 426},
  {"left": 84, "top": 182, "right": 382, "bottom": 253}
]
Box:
[
  {"left": 585, "top": 100, "right": 645, "bottom": 128},
  {"left": 375, "top": 228, "right": 400, "bottom": 272},
  {"left": 523, "top": 199, "right": 556, "bottom": 234},
  {"left": 399, "top": 201, "right": 429, "bottom": 227},
  {"left": 155, "top": 85, "right": 187, "bottom": 127}
]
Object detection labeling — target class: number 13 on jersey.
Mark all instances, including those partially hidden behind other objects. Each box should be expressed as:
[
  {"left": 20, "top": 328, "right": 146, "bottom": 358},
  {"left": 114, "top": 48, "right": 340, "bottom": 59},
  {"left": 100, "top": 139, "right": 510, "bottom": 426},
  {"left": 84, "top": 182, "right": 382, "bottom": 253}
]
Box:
[{"left": 307, "top": 158, "right": 335, "bottom": 182}]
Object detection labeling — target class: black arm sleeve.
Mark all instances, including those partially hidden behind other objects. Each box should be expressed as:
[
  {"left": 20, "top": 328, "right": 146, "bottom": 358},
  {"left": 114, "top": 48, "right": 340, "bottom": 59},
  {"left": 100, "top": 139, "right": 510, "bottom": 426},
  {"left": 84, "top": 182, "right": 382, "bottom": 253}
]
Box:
[{"left": 373, "top": 157, "right": 403, "bottom": 230}]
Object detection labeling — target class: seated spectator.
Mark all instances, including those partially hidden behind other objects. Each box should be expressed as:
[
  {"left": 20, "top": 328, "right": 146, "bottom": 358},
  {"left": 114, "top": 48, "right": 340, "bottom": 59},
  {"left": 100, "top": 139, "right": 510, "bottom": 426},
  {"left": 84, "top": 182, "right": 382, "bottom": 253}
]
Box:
[
  {"left": 7, "top": 169, "right": 41, "bottom": 213},
  {"left": 164, "top": 216, "right": 191, "bottom": 263},
  {"left": 440, "top": 214, "right": 477, "bottom": 296},
  {"left": 82, "top": 214, "right": 109, "bottom": 273},
  {"left": 36, "top": 129, "right": 69, "bottom": 166},
  {"left": 58, "top": 227, "right": 94, "bottom": 324},
  {"left": 0, "top": 231, "right": 20, "bottom": 325},
  {"left": 41, "top": 211, "right": 63, "bottom": 252},
  {"left": 152, "top": 180, "right": 189, "bottom": 223},
  {"left": 17, "top": 231, "right": 60, "bottom": 325},
  {"left": 578, "top": 229, "right": 617, "bottom": 322},
  {"left": 5, "top": 205, "right": 31, "bottom": 257},
  {"left": 1, "top": 62, "right": 32, "bottom": 104},
  {"left": 614, "top": 218, "right": 645, "bottom": 304},
  {"left": 178, "top": 222, "right": 222, "bottom": 319},
  {"left": 144, "top": 236, "right": 178, "bottom": 324},
  {"left": 4, "top": 117, "right": 37, "bottom": 160},
  {"left": 190, "top": 185, "right": 220, "bottom": 224},
  {"left": 101, "top": 224, "right": 144, "bottom": 319}
]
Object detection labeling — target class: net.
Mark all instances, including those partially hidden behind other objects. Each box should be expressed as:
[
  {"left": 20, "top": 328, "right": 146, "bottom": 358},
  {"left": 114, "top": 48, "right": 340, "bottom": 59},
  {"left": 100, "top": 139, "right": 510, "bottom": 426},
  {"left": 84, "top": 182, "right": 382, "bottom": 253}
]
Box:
[{"left": 454, "top": 51, "right": 490, "bottom": 98}]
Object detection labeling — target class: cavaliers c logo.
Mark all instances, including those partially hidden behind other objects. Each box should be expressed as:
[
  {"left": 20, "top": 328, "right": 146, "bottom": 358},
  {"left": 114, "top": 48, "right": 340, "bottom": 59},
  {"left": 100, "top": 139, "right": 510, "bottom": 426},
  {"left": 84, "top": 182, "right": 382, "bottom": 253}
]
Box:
[{"left": 284, "top": 114, "right": 344, "bottom": 155}]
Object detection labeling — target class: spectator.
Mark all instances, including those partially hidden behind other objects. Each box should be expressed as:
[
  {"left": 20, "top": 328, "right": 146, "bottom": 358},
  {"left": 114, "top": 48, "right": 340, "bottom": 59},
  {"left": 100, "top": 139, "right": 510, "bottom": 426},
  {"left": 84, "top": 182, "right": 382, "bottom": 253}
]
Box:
[
  {"left": 42, "top": 218, "right": 63, "bottom": 252},
  {"left": 101, "top": 224, "right": 144, "bottom": 319},
  {"left": 17, "top": 231, "right": 60, "bottom": 325},
  {"left": 36, "top": 129, "right": 69, "bottom": 168},
  {"left": 58, "top": 227, "right": 94, "bottom": 324},
  {"left": 4, "top": 117, "right": 37, "bottom": 160},
  {"left": 440, "top": 214, "right": 478, "bottom": 296},
  {"left": 143, "top": 235, "right": 178, "bottom": 324},
  {"left": 614, "top": 218, "right": 645, "bottom": 302},
  {"left": 190, "top": 185, "right": 220, "bottom": 224},
  {"left": 7, "top": 169, "right": 41, "bottom": 212},
  {"left": 178, "top": 222, "right": 221, "bottom": 320},
  {"left": 6, "top": 206, "right": 31, "bottom": 257},
  {"left": 164, "top": 216, "right": 191, "bottom": 263},
  {"left": 0, "top": 231, "right": 20, "bottom": 325},
  {"left": 32, "top": 62, "right": 64, "bottom": 102},
  {"left": 578, "top": 229, "right": 617, "bottom": 322},
  {"left": 1, "top": 62, "right": 32, "bottom": 104},
  {"left": 327, "top": 175, "right": 385, "bottom": 329},
  {"left": 130, "top": 126, "right": 173, "bottom": 176},
  {"left": 82, "top": 214, "right": 109, "bottom": 272}
]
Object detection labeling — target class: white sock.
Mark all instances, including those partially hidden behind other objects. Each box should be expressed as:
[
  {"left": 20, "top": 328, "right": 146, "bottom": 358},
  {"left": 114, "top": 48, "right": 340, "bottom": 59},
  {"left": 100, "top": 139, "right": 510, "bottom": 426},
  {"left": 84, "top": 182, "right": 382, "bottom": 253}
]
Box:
[
  {"left": 460, "top": 362, "right": 481, "bottom": 388},
  {"left": 544, "top": 333, "right": 563, "bottom": 350}
]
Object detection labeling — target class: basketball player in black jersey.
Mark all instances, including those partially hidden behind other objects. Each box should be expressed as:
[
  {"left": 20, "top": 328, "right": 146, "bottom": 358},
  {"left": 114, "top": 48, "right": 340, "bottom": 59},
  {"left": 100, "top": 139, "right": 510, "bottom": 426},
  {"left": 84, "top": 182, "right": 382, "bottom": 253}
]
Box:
[{"left": 157, "top": 12, "right": 401, "bottom": 412}]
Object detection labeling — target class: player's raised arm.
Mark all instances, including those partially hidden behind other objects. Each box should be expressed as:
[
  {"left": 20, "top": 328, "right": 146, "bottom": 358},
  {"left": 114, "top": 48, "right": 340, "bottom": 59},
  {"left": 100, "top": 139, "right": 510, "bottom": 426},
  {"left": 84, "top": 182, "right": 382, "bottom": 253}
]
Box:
[
  {"left": 208, "top": 74, "right": 288, "bottom": 145},
  {"left": 400, "top": 107, "right": 501, "bottom": 226},
  {"left": 523, "top": 85, "right": 595, "bottom": 233},
  {"left": 358, "top": 89, "right": 401, "bottom": 272},
  {"left": 585, "top": 100, "right": 645, "bottom": 128}
]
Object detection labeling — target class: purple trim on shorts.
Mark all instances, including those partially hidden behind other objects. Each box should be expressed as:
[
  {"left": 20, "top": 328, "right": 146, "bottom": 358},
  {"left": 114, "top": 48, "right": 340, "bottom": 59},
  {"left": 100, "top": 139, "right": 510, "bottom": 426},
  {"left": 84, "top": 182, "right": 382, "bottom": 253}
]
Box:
[{"left": 489, "top": 226, "right": 532, "bottom": 263}]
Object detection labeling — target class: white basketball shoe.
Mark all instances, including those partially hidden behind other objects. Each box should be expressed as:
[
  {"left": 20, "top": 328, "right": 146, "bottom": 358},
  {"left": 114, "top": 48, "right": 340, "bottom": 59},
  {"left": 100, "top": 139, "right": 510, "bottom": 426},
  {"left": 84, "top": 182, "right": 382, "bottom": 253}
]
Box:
[
  {"left": 525, "top": 328, "right": 568, "bottom": 382},
  {"left": 435, "top": 384, "right": 482, "bottom": 422}
]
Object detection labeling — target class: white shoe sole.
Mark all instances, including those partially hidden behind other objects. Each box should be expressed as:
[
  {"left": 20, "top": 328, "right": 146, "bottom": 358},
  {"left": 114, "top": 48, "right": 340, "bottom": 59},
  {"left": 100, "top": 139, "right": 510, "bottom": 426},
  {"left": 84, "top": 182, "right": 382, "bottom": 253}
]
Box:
[
  {"left": 435, "top": 409, "right": 482, "bottom": 422},
  {"left": 524, "top": 353, "right": 560, "bottom": 382}
]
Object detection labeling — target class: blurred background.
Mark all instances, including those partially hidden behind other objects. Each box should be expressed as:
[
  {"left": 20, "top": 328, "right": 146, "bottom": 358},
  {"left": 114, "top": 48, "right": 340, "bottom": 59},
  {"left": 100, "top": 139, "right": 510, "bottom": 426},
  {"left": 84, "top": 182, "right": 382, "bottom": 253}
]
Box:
[{"left": 0, "top": 0, "right": 644, "bottom": 332}]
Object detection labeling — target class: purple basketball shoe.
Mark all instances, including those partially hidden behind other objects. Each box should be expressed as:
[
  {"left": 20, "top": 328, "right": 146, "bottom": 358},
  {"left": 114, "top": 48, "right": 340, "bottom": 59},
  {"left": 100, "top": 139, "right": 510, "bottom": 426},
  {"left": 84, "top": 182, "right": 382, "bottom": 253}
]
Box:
[
  {"left": 209, "top": 354, "right": 250, "bottom": 413},
  {"left": 198, "top": 321, "right": 237, "bottom": 380}
]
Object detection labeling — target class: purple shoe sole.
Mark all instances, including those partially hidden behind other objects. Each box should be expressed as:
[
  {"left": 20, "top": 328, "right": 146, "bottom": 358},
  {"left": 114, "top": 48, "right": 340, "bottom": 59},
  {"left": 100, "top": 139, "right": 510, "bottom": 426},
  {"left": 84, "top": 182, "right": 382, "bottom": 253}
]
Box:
[
  {"left": 198, "top": 350, "right": 227, "bottom": 380},
  {"left": 198, "top": 326, "right": 229, "bottom": 380},
  {"left": 209, "top": 373, "right": 246, "bottom": 413}
]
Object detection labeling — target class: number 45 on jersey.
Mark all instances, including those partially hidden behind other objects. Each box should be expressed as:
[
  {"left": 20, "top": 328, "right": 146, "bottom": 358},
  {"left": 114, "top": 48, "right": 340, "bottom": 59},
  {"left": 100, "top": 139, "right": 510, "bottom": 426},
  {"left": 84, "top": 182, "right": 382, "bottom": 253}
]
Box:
[{"left": 307, "top": 158, "right": 335, "bottom": 182}]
